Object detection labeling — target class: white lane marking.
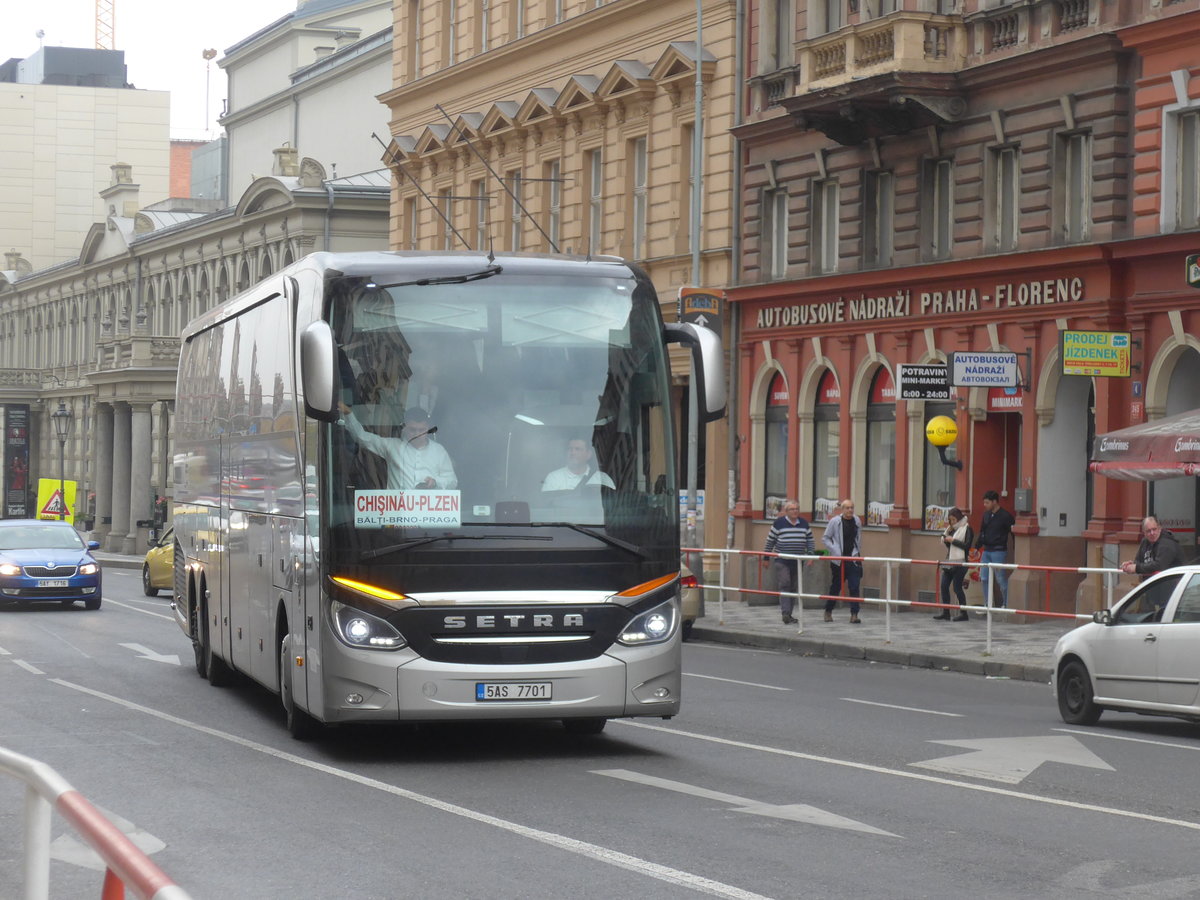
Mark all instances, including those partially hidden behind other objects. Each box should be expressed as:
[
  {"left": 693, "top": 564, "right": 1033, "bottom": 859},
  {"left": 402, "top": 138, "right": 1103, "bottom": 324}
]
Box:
[
  {"left": 686, "top": 673, "right": 791, "bottom": 691},
  {"left": 842, "top": 698, "right": 963, "bottom": 717},
  {"left": 0, "top": 644, "right": 10, "bottom": 655},
  {"left": 49, "top": 678, "right": 773, "bottom": 900},
  {"left": 613, "top": 720, "right": 1200, "bottom": 832},
  {"left": 912, "top": 735, "right": 1114, "bottom": 784},
  {"left": 14, "top": 659, "right": 45, "bottom": 675},
  {"left": 118, "top": 643, "right": 181, "bottom": 665},
  {"left": 594, "top": 768, "right": 897, "bottom": 837},
  {"left": 1055, "top": 727, "right": 1200, "bottom": 753},
  {"left": 103, "top": 597, "right": 175, "bottom": 621}
]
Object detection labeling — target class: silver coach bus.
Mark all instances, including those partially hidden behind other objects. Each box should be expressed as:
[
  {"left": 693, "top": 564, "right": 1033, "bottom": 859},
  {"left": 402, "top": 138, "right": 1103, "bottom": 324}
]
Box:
[{"left": 171, "top": 251, "right": 723, "bottom": 737}]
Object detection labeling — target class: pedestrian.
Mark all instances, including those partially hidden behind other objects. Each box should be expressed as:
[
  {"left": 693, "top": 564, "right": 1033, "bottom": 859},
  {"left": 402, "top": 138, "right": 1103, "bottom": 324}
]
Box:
[
  {"left": 1120, "top": 515, "right": 1181, "bottom": 579},
  {"left": 762, "top": 500, "right": 814, "bottom": 624},
  {"left": 973, "top": 490, "right": 1015, "bottom": 608},
  {"left": 822, "top": 499, "right": 863, "bottom": 624},
  {"left": 933, "top": 507, "right": 973, "bottom": 621}
]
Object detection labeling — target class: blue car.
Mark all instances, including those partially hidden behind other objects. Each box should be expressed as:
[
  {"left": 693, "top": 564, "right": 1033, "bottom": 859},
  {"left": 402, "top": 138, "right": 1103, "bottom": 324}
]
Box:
[{"left": 0, "top": 519, "right": 103, "bottom": 609}]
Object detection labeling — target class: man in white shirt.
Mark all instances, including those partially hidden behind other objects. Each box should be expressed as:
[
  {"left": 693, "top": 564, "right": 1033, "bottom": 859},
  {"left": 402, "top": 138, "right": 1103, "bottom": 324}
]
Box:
[
  {"left": 338, "top": 403, "right": 457, "bottom": 490},
  {"left": 541, "top": 437, "right": 615, "bottom": 491}
]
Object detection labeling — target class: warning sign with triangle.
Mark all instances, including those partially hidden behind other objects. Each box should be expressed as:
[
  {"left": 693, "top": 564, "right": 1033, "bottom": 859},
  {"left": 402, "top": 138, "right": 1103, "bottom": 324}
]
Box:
[
  {"left": 36, "top": 478, "right": 77, "bottom": 521},
  {"left": 40, "top": 490, "right": 69, "bottom": 518}
]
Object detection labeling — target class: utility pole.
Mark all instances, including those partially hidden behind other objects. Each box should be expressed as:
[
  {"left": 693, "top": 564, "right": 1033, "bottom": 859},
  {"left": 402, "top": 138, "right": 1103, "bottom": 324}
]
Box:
[{"left": 685, "top": 0, "right": 704, "bottom": 563}]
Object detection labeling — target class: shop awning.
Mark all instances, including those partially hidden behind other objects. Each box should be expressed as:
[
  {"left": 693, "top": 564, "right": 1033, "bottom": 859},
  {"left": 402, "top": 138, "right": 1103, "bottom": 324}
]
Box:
[{"left": 1089, "top": 408, "right": 1200, "bottom": 481}]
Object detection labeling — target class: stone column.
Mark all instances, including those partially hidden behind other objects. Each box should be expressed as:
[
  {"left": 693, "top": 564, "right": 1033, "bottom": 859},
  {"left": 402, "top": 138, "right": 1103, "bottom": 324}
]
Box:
[
  {"left": 124, "top": 402, "right": 154, "bottom": 554},
  {"left": 92, "top": 404, "right": 114, "bottom": 544},
  {"left": 108, "top": 403, "right": 131, "bottom": 553}
]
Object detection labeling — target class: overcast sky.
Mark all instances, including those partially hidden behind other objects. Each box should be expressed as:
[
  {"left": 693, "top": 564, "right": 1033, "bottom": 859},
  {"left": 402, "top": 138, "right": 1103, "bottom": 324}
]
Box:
[{"left": 2, "top": 0, "right": 295, "bottom": 140}]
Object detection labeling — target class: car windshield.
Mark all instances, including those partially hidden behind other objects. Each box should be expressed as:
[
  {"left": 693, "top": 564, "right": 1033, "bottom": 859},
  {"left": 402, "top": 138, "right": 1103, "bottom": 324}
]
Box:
[{"left": 0, "top": 525, "right": 86, "bottom": 551}]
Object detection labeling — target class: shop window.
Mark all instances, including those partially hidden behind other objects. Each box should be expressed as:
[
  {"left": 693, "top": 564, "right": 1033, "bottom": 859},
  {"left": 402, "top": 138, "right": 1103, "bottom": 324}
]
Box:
[
  {"left": 864, "top": 170, "right": 894, "bottom": 268},
  {"left": 922, "top": 402, "right": 958, "bottom": 530},
  {"left": 764, "top": 372, "right": 789, "bottom": 518},
  {"left": 813, "top": 370, "right": 841, "bottom": 523},
  {"left": 865, "top": 368, "right": 895, "bottom": 527}
]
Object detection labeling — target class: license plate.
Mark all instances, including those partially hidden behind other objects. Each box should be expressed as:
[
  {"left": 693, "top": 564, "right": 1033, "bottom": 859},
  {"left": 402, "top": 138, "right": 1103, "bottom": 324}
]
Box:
[
  {"left": 39, "top": 580, "right": 69, "bottom": 588},
  {"left": 475, "top": 682, "right": 552, "bottom": 701}
]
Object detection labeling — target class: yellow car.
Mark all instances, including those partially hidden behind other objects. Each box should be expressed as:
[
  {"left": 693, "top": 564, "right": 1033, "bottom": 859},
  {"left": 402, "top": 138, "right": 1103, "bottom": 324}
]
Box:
[{"left": 142, "top": 527, "right": 174, "bottom": 597}]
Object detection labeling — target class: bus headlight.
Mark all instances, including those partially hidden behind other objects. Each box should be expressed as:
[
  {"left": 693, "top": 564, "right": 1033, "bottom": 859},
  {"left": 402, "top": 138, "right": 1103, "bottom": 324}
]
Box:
[
  {"left": 617, "top": 599, "right": 678, "bottom": 646},
  {"left": 330, "top": 600, "right": 407, "bottom": 650}
]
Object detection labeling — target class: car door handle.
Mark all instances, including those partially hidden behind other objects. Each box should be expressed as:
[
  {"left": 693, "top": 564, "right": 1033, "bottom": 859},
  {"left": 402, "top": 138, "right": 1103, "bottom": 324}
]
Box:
[{"left": 1144, "top": 634, "right": 1157, "bottom": 642}]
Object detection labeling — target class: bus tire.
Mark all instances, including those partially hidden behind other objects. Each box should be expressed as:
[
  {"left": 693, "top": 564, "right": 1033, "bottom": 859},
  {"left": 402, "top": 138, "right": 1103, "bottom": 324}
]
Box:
[
  {"left": 280, "top": 634, "right": 319, "bottom": 740},
  {"left": 200, "top": 596, "right": 233, "bottom": 687},
  {"left": 562, "top": 717, "right": 607, "bottom": 735}
]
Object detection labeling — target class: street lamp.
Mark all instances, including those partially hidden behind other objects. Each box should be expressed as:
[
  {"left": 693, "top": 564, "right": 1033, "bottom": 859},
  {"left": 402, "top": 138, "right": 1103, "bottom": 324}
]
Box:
[{"left": 50, "top": 401, "right": 73, "bottom": 521}]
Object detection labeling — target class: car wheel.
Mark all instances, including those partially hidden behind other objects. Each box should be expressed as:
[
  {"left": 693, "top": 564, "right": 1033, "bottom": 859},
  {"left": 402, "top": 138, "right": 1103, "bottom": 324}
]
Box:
[
  {"left": 84, "top": 596, "right": 101, "bottom": 610},
  {"left": 200, "top": 598, "right": 233, "bottom": 687},
  {"left": 142, "top": 565, "right": 159, "bottom": 597},
  {"left": 562, "top": 717, "right": 607, "bottom": 735},
  {"left": 280, "top": 633, "right": 319, "bottom": 740},
  {"left": 1057, "top": 660, "right": 1101, "bottom": 725}
]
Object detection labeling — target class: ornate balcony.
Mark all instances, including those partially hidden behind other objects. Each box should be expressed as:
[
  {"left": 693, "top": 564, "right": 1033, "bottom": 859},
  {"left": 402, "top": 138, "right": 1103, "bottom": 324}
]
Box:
[{"left": 782, "top": 14, "right": 967, "bottom": 146}]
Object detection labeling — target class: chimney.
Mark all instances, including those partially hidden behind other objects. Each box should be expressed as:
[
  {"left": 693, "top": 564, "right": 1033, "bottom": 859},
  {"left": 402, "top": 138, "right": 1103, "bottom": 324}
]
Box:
[
  {"left": 273, "top": 145, "right": 300, "bottom": 177},
  {"left": 100, "top": 163, "right": 140, "bottom": 218}
]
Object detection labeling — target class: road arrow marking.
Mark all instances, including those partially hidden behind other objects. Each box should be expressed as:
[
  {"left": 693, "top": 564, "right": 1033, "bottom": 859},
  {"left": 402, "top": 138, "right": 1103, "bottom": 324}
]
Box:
[
  {"left": 593, "top": 768, "right": 898, "bottom": 837},
  {"left": 119, "top": 643, "right": 181, "bottom": 665},
  {"left": 50, "top": 806, "right": 166, "bottom": 870},
  {"left": 912, "top": 735, "right": 1114, "bottom": 784}
]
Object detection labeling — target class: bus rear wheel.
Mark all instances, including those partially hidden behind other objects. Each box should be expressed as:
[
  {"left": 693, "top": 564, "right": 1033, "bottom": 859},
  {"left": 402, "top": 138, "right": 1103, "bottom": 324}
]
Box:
[{"left": 199, "top": 597, "right": 233, "bottom": 686}]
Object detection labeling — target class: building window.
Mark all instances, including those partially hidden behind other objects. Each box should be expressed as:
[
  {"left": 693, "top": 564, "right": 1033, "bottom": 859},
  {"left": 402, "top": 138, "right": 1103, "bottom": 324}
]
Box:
[
  {"left": 923, "top": 158, "right": 953, "bottom": 260},
  {"left": 444, "top": 2, "right": 457, "bottom": 65},
  {"left": 680, "top": 124, "right": 695, "bottom": 255},
  {"left": 991, "top": 145, "right": 1020, "bottom": 252},
  {"left": 812, "top": 370, "right": 840, "bottom": 524},
  {"left": 476, "top": 0, "right": 489, "bottom": 53},
  {"left": 1060, "top": 132, "right": 1091, "bottom": 243},
  {"left": 819, "top": 0, "right": 845, "bottom": 34},
  {"left": 544, "top": 159, "right": 561, "bottom": 251},
  {"left": 472, "top": 179, "right": 488, "bottom": 251},
  {"left": 403, "top": 196, "right": 418, "bottom": 250},
  {"left": 512, "top": 0, "right": 526, "bottom": 40},
  {"left": 864, "top": 170, "right": 894, "bottom": 268},
  {"left": 439, "top": 188, "right": 454, "bottom": 251},
  {"left": 760, "top": 0, "right": 794, "bottom": 72},
  {"left": 1178, "top": 110, "right": 1200, "bottom": 230},
  {"left": 406, "top": 0, "right": 421, "bottom": 81},
  {"left": 586, "top": 149, "right": 603, "bottom": 255},
  {"left": 764, "top": 372, "right": 789, "bottom": 516},
  {"left": 922, "top": 402, "right": 957, "bottom": 529},
  {"left": 554, "top": 0, "right": 564, "bottom": 24},
  {"left": 813, "top": 178, "right": 840, "bottom": 274},
  {"left": 507, "top": 170, "right": 522, "bottom": 252},
  {"left": 865, "top": 368, "right": 895, "bottom": 526},
  {"left": 765, "top": 187, "right": 789, "bottom": 279},
  {"left": 629, "top": 137, "right": 648, "bottom": 260}
]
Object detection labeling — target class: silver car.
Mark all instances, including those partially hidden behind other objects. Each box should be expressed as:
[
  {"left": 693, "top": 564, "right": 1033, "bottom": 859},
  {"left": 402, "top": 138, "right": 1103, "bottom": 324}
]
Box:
[{"left": 1053, "top": 566, "right": 1200, "bottom": 725}]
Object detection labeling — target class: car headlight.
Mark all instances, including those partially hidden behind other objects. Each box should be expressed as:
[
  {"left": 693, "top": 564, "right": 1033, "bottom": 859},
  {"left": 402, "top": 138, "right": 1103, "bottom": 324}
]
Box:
[
  {"left": 79, "top": 563, "right": 99, "bottom": 575},
  {"left": 617, "top": 599, "right": 678, "bottom": 646},
  {"left": 330, "top": 599, "right": 407, "bottom": 650},
  {"left": 0, "top": 563, "right": 20, "bottom": 576}
]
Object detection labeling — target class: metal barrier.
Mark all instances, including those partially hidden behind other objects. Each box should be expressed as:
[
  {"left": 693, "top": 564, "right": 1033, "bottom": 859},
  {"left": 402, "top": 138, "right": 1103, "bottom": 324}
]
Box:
[
  {"left": 686, "top": 547, "right": 1125, "bottom": 656},
  {"left": 0, "top": 745, "right": 191, "bottom": 900}
]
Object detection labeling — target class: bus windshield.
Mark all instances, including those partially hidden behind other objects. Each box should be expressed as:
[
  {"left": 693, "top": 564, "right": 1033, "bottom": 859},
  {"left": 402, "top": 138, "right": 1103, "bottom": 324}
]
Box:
[{"left": 323, "top": 268, "right": 678, "bottom": 576}]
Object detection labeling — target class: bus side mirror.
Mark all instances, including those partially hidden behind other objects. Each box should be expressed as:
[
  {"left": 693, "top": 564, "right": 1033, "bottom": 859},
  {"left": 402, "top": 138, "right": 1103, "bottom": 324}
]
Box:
[
  {"left": 663, "top": 322, "right": 726, "bottom": 422},
  {"left": 301, "top": 320, "right": 338, "bottom": 422}
]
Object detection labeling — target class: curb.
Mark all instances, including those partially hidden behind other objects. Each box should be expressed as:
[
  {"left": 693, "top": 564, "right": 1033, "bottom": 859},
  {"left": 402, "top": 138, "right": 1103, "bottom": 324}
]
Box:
[{"left": 689, "top": 623, "right": 1052, "bottom": 685}]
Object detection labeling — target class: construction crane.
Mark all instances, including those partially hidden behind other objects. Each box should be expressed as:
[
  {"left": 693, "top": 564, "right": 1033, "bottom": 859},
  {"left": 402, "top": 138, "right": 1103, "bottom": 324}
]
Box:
[{"left": 95, "top": 0, "right": 114, "bottom": 50}]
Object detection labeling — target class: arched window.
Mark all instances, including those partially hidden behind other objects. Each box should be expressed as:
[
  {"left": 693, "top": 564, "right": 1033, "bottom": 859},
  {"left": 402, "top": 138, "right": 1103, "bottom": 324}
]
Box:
[
  {"left": 922, "top": 401, "right": 958, "bottom": 529},
  {"left": 865, "top": 367, "right": 895, "bottom": 526},
  {"left": 763, "top": 371, "right": 789, "bottom": 517},
  {"left": 813, "top": 369, "right": 840, "bottom": 523}
]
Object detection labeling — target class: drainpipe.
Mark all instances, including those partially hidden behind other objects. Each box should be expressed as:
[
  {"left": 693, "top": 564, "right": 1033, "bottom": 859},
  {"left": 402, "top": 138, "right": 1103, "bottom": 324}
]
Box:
[{"left": 727, "top": 0, "right": 746, "bottom": 551}]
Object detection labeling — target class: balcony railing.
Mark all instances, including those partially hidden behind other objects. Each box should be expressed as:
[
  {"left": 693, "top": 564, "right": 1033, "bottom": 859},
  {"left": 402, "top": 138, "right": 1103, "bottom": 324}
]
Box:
[{"left": 798, "top": 15, "right": 965, "bottom": 93}]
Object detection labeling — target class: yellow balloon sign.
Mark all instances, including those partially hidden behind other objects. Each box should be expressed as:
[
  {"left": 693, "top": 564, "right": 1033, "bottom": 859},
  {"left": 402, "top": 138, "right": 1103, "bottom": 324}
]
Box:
[{"left": 925, "top": 415, "right": 958, "bottom": 448}]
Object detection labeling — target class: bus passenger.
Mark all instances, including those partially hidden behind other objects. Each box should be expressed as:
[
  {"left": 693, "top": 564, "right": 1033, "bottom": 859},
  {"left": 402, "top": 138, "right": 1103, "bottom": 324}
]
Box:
[
  {"left": 541, "top": 437, "right": 614, "bottom": 491},
  {"left": 337, "top": 403, "right": 457, "bottom": 490}
]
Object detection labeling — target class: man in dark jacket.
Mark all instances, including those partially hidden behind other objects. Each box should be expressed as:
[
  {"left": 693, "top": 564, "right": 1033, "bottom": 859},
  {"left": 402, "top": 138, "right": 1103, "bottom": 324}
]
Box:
[
  {"left": 1120, "top": 516, "right": 1181, "bottom": 579},
  {"left": 974, "top": 490, "right": 1015, "bottom": 608}
]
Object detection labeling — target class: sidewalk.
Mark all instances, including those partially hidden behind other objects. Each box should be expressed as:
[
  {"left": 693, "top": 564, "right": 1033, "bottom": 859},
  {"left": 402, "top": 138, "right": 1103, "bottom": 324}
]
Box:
[
  {"left": 690, "top": 596, "right": 1081, "bottom": 684},
  {"left": 95, "top": 549, "right": 1075, "bottom": 683}
]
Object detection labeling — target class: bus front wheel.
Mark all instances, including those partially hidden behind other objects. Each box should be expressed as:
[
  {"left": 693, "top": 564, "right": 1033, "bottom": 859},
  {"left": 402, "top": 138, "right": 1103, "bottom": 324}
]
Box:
[{"left": 280, "top": 634, "right": 320, "bottom": 740}]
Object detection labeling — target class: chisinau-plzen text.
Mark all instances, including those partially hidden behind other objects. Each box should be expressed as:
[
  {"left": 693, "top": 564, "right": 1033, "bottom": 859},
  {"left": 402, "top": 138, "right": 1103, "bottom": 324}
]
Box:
[{"left": 754, "top": 276, "right": 1086, "bottom": 329}]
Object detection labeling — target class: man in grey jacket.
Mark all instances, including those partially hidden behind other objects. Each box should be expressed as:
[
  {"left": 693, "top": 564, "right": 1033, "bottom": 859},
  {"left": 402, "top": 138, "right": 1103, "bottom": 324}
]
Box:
[
  {"left": 1120, "top": 516, "right": 1181, "bottom": 579},
  {"left": 822, "top": 499, "right": 863, "bottom": 623}
]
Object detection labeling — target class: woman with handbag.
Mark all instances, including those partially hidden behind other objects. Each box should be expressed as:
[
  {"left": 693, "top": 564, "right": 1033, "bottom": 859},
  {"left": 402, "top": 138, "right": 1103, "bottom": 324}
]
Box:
[{"left": 934, "top": 507, "right": 973, "bottom": 621}]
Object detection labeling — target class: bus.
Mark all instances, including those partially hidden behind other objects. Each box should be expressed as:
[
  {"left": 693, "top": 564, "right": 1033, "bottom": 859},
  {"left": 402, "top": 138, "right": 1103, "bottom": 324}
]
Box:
[{"left": 171, "top": 251, "right": 723, "bottom": 737}]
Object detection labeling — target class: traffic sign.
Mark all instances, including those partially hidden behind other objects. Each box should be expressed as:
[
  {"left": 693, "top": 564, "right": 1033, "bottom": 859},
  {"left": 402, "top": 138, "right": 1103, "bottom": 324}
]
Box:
[
  {"left": 677, "top": 287, "right": 724, "bottom": 339},
  {"left": 897, "top": 364, "right": 950, "bottom": 400},
  {"left": 950, "top": 351, "right": 1019, "bottom": 388}
]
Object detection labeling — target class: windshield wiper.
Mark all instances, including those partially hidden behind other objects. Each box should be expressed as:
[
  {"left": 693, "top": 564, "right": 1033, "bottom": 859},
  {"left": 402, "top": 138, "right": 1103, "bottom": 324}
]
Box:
[
  {"left": 360, "top": 531, "right": 550, "bottom": 561},
  {"left": 378, "top": 264, "right": 502, "bottom": 288},
  {"left": 530, "top": 523, "right": 650, "bottom": 559}
]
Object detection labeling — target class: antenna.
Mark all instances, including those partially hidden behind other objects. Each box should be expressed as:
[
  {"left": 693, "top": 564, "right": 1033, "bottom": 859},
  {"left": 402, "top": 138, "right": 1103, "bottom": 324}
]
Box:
[
  {"left": 433, "top": 104, "right": 561, "bottom": 253},
  {"left": 373, "top": 132, "right": 471, "bottom": 250}
]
